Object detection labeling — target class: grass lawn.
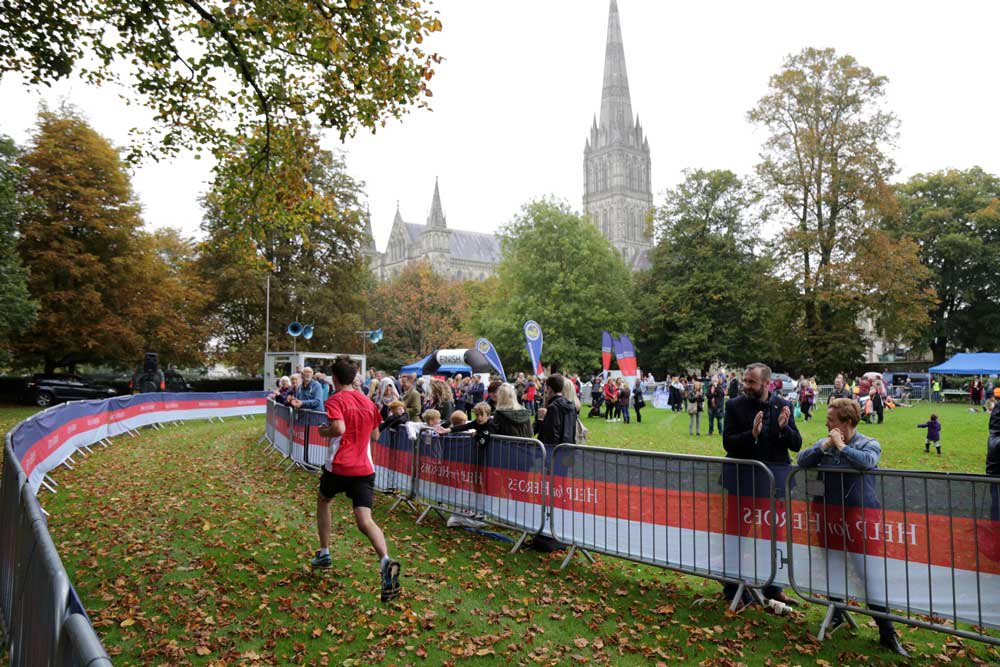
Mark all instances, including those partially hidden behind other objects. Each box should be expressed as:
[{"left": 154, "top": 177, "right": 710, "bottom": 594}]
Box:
[
  {"left": 583, "top": 401, "right": 992, "bottom": 474},
  {"left": 10, "top": 403, "right": 992, "bottom": 666}
]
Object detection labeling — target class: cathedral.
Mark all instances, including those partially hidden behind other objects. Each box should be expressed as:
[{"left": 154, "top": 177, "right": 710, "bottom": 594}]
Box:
[{"left": 367, "top": 0, "right": 653, "bottom": 279}]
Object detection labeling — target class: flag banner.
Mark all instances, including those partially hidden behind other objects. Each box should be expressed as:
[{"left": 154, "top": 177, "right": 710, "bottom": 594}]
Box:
[
  {"left": 619, "top": 335, "right": 638, "bottom": 378},
  {"left": 476, "top": 338, "right": 507, "bottom": 381},
  {"left": 523, "top": 320, "right": 543, "bottom": 375},
  {"left": 611, "top": 335, "right": 624, "bottom": 370},
  {"left": 601, "top": 331, "right": 612, "bottom": 373}
]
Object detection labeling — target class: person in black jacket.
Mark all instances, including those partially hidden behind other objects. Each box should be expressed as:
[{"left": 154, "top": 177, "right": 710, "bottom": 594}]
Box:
[
  {"left": 721, "top": 362, "right": 802, "bottom": 608},
  {"left": 493, "top": 384, "right": 534, "bottom": 439},
  {"left": 534, "top": 375, "right": 577, "bottom": 446}
]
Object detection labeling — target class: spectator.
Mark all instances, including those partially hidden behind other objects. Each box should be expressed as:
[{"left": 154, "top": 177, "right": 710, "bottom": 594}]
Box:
[
  {"left": 312, "top": 357, "right": 400, "bottom": 603},
  {"left": 421, "top": 409, "right": 442, "bottom": 429},
  {"left": 375, "top": 377, "right": 400, "bottom": 420},
  {"left": 727, "top": 372, "right": 741, "bottom": 400},
  {"left": 669, "top": 376, "right": 683, "bottom": 412},
  {"left": 603, "top": 378, "right": 619, "bottom": 421},
  {"left": 867, "top": 383, "right": 885, "bottom": 424},
  {"left": 971, "top": 377, "right": 984, "bottom": 407},
  {"left": 617, "top": 379, "right": 631, "bottom": 424},
  {"left": 523, "top": 376, "right": 538, "bottom": 417},
  {"left": 400, "top": 374, "right": 422, "bottom": 421},
  {"left": 931, "top": 377, "right": 941, "bottom": 403},
  {"left": 590, "top": 373, "right": 603, "bottom": 416},
  {"left": 722, "top": 362, "right": 801, "bottom": 608},
  {"left": 707, "top": 376, "right": 725, "bottom": 436},
  {"left": 290, "top": 373, "right": 302, "bottom": 394},
  {"left": 442, "top": 402, "right": 493, "bottom": 449},
  {"left": 687, "top": 382, "right": 703, "bottom": 436},
  {"left": 798, "top": 378, "right": 815, "bottom": 421},
  {"left": 534, "top": 375, "right": 577, "bottom": 446},
  {"left": 796, "top": 398, "right": 908, "bottom": 656},
  {"left": 486, "top": 379, "right": 503, "bottom": 412},
  {"left": 381, "top": 400, "right": 408, "bottom": 431},
  {"left": 632, "top": 377, "right": 645, "bottom": 424},
  {"left": 314, "top": 372, "right": 332, "bottom": 402},
  {"left": 829, "top": 375, "right": 851, "bottom": 402},
  {"left": 494, "top": 383, "right": 533, "bottom": 438},
  {"left": 270, "top": 376, "right": 293, "bottom": 405},
  {"left": 428, "top": 379, "right": 455, "bottom": 420},
  {"left": 291, "top": 367, "right": 324, "bottom": 411},
  {"left": 468, "top": 375, "right": 485, "bottom": 410},
  {"left": 455, "top": 376, "right": 470, "bottom": 416}
]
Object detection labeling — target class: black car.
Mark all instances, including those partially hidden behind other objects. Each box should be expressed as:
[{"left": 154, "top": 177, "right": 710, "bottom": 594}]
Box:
[{"left": 25, "top": 374, "right": 118, "bottom": 407}]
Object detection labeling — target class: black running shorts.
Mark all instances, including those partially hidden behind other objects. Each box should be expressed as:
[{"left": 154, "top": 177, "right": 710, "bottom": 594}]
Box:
[{"left": 319, "top": 469, "right": 376, "bottom": 508}]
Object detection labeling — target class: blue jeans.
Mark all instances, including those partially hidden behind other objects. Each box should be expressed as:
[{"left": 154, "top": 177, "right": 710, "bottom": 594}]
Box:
[
  {"left": 621, "top": 404, "right": 630, "bottom": 424},
  {"left": 708, "top": 408, "right": 723, "bottom": 434}
]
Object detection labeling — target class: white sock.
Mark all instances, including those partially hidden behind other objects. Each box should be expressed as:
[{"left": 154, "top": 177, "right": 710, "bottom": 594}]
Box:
[{"left": 319, "top": 548, "right": 329, "bottom": 557}]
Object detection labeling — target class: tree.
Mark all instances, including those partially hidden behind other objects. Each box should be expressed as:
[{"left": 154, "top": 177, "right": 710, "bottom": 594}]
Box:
[
  {"left": 748, "top": 47, "right": 933, "bottom": 375},
  {"left": 635, "top": 170, "right": 776, "bottom": 375},
  {"left": 129, "top": 228, "right": 214, "bottom": 368},
  {"left": 1, "top": 1, "right": 442, "bottom": 163},
  {"left": 0, "top": 134, "right": 36, "bottom": 366},
  {"left": 471, "top": 199, "right": 634, "bottom": 375},
  {"left": 886, "top": 168, "right": 1000, "bottom": 361},
  {"left": 365, "top": 261, "right": 471, "bottom": 371},
  {"left": 200, "top": 122, "right": 369, "bottom": 373},
  {"left": 15, "top": 108, "right": 153, "bottom": 373}
]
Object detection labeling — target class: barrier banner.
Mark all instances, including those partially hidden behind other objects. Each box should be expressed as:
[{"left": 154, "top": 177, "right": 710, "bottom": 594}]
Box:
[
  {"left": 290, "top": 410, "right": 308, "bottom": 467},
  {"left": 415, "top": 432, "right": 547, "bottom": 535},
  {"left": 784, "top": 467, "right": 1000, "bottom": 630},
  {"left": 264, "top": 399, "right": 277, "bottom": 444},
  {"left": 297, "top": 409, "right": 330, "bottom": 469},
  {"left": 548, "top": 445, "right": 777, "bottom": 587},
  {"left": 272, "top": 402, "right": 293, "bottom": 459},
  {"left": 10, "top": 392, "right": 268, "bottom": 494},
  {"left": 373, "top": 427, "right": 415, "bottom": 496}
]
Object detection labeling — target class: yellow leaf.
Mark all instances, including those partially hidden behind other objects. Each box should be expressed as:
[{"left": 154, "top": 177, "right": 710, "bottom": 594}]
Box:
[{"left": 119, "top": 618, "right": 135, "bottom": 628}]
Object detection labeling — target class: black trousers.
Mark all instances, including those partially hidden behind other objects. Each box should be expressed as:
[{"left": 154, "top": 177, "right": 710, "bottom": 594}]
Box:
[{"left": 634, "top": 403, "right": 642, "bottom": 423}]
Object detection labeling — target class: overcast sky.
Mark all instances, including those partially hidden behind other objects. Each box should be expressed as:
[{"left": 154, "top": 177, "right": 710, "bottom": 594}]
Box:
[{"left": 2, "top": 0, "right": 999, "bottom": 250}]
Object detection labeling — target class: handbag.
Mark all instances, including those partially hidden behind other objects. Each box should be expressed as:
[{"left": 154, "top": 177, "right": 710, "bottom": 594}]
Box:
[{"left": 687, "top": 401, "right": 698, "bottom": 415}]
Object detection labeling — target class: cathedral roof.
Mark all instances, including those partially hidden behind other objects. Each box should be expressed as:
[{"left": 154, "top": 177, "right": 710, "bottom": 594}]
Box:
[{"left": 398, "top": 221, "right": 500, "bottom": 264}]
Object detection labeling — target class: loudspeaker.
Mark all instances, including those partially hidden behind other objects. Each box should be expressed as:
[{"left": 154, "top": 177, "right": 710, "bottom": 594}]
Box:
[{"left": 143, "top": 352, "right": 159, "bottom": 374}]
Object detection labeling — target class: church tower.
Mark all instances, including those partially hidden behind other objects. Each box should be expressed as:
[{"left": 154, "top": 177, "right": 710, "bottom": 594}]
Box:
[
  {"left": 583, "top": 0, "right": 653, "bottom": 270},
  {"left": 421, "top": 177, "right": 451, "bottom": 258}
]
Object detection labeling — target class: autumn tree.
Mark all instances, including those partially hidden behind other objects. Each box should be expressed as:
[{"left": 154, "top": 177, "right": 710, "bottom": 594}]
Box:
[
  {"left": 749, "top": 47, "right": 933, "bottom": 375},
  {"left": 885, "top": 168, "right": 1000, "bottom": 361},
  {"left": 470, "top": 199, "right": 634, "bottom": 375},
  {"left": 0, "top": 1, "right": 442, "bottom": 164},
  {"left": 127, "top": 228, "right": 214, "bottom": 368},
  {"left": 14, "top": 108, "right": 154, "bottom": 372},
  {"left": 635, "top": 170, "right": 775, "bottom": 375},
  {"left": 200, "top": 121, "right": 369, "bottom": 373},
  {"left": 365, "top": 261, "right": 472, "bottom": 371},
  {"left": 0, "top": 134, "right": 36, "bottom": 366}
]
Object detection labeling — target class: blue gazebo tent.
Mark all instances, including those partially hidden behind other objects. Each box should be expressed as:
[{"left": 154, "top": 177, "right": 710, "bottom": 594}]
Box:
[{"left": 928, "top": 353, "right": 1000, "bottom": 375}]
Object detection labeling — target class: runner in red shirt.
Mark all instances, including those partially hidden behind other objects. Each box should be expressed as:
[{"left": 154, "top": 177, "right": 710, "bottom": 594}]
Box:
[{"left": 311, "top": 357, "right": 401, "bottom": 602}]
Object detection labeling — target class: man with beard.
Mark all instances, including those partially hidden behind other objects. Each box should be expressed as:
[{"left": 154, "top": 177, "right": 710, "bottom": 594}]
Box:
[{"left": 722, "top": 362, "right": 802, "bottom": 608}]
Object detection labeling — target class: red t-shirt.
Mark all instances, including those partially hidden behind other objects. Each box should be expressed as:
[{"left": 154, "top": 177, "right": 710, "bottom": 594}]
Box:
[{"left": 324, "top": 389, "right": 382, "bottom": 476}]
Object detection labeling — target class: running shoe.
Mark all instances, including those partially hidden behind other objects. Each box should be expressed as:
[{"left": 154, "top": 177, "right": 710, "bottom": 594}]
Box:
[
  {"left": 311, "top": 551, "right": 332, "bottom": 569},
  {"left": 380, "top": 559, "right": 401, "bottom": 602}
]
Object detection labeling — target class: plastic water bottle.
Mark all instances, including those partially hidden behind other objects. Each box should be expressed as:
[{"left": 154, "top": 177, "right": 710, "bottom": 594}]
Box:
[{"left": 766, "top": 598, "right": 792, "bottom": 616}]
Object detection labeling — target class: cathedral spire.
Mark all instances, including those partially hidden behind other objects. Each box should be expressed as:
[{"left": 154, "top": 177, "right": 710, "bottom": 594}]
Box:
[
  {"left": 599, "top": 0, "right": 633, "bottom": 135},
  {"left": 427, "top": 177, "right": 447, "bottom": 229}
]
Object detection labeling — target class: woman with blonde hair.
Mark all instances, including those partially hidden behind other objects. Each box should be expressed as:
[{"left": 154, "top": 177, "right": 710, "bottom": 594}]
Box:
[
  {"left": 494, "top": 383, "right": 533, "bottom": 438},
  {"left": 428, "top": 378, "right": 455, "bottom": 420}
]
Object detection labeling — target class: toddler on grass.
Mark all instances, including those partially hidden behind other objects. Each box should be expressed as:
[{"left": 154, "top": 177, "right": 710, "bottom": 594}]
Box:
[{"left": 917, "top": 413, "right": 941, "bottom": 455}]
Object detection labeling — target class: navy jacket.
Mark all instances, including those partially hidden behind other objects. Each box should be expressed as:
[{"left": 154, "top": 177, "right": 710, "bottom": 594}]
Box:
[{"left": 722, "top": 391, "right": 802, "bottom": 464}]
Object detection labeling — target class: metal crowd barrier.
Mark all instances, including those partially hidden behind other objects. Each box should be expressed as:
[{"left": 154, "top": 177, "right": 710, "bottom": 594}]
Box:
[
  {"left": 1, "top": 438, "right": 112, "bottom": 666},
  {"left": 413, "top": 431, "right": 547, "bottom": 553},
  {"left": 785, "top": 466, "right": 1000, "bottom": 645},
  {"left": 547, "top": 445, "right": 778, "bottom": 608},
  {"left": 372, "top": 427, "right": 416, "bottom": 502}
]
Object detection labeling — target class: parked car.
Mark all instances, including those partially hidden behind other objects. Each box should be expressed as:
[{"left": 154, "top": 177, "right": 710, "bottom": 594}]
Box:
[
  {"left": 771, "top": 373, "right": 798, "bottom": 398},
  {"left": 24, "top": 374, "right": 117, "bottom": 407}
]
